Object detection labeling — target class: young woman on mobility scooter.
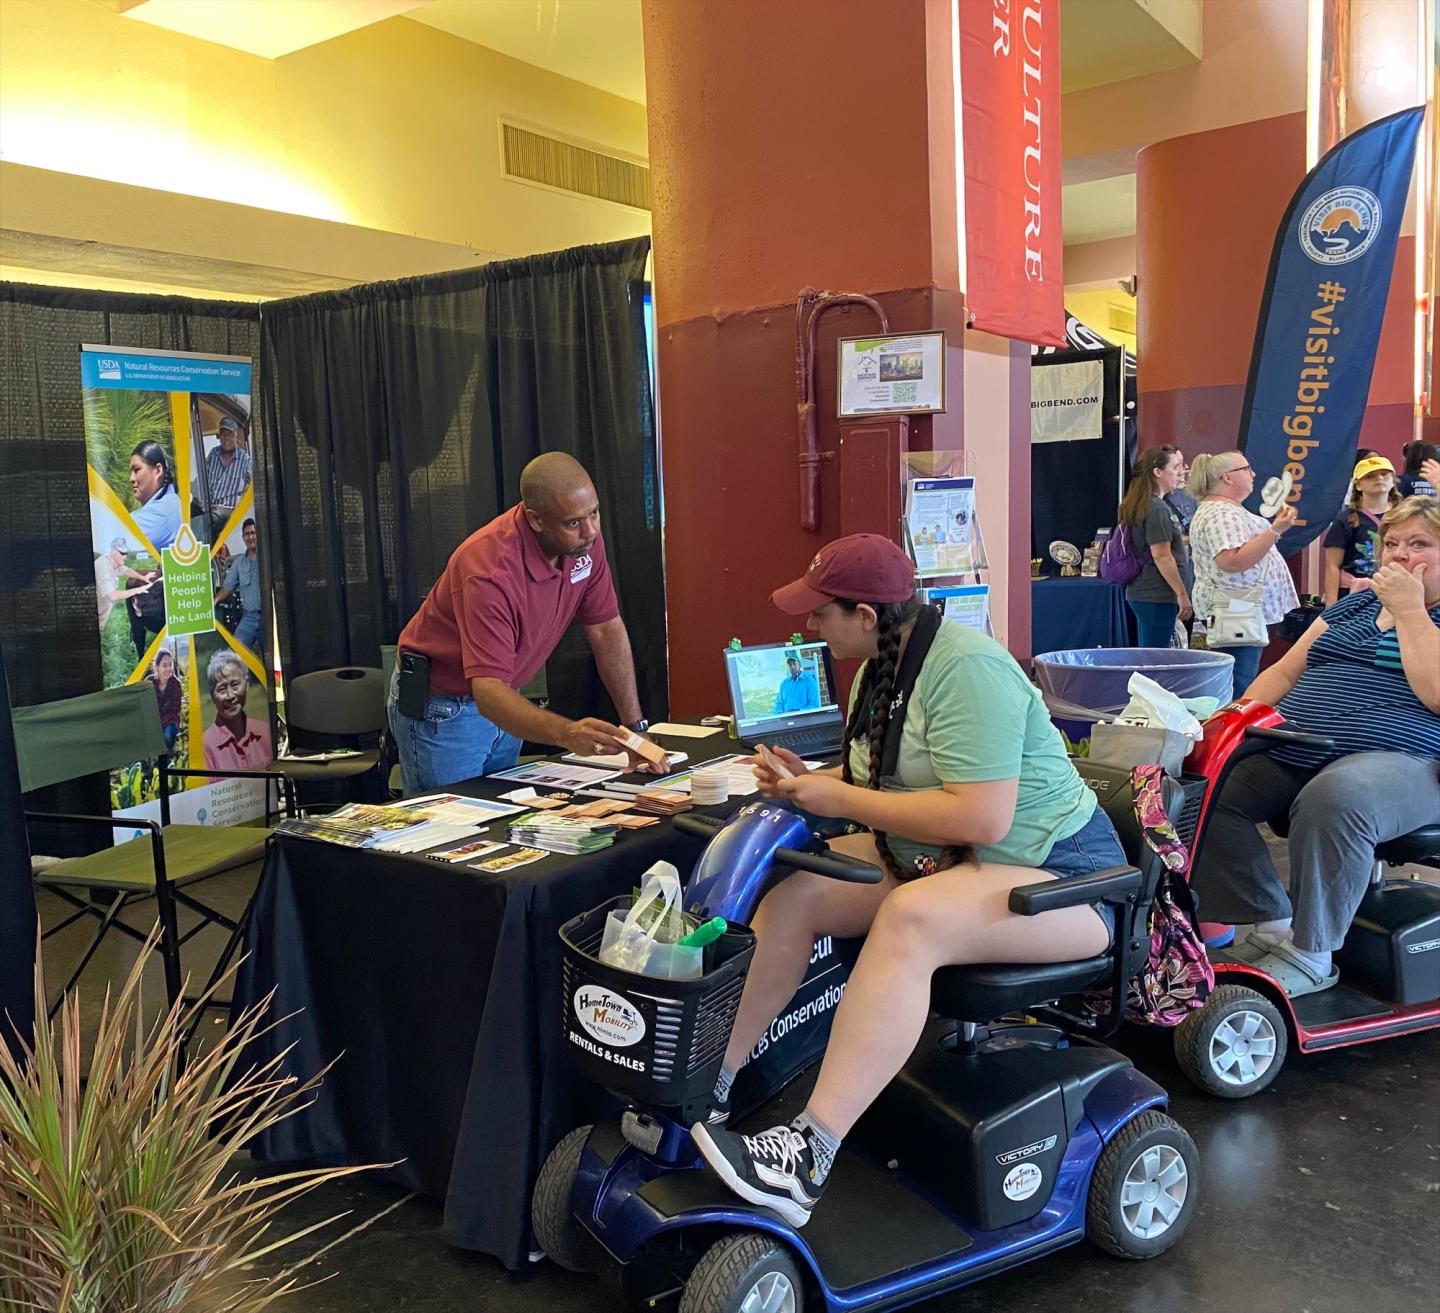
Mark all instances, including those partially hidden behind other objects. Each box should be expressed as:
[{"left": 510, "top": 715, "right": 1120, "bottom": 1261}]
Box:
[
  {"left": 691, "top": 534, "right": 1139, "bottom": 1226},
  {"left": 1174, "top": 497, "right": 1440, "bottom": 1097}
]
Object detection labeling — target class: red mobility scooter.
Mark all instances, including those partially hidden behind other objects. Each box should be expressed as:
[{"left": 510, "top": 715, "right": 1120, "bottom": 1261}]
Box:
[{"left": 1171, "top": 700, "right": 1440, "bottom": 1098}]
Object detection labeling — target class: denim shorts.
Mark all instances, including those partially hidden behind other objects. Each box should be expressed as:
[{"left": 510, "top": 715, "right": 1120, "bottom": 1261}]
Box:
[{"left": 1038, "top": 805, "right": 1128, "bottom": 946}]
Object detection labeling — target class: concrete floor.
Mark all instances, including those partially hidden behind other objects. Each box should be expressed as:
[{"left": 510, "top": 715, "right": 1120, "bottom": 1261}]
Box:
[{"left": 30, "top": 846, "right": 1440, "bottom": 1313}]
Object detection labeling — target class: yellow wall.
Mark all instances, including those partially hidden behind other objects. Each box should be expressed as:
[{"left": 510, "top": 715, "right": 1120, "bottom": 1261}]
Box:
[
  {"left": 1063, "top": 288, "right": 1138, "bottom": 356},
  {"left": 0, "top": 0, "right": 650, "bottom": 282}
]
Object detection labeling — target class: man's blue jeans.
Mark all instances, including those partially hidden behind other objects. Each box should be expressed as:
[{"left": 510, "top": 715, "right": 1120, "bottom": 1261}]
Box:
[
  {"left": 234, "top": 609, "right": 263, "bottom": 654},
  {"left": 386, "top": 674, "right": 522, "bottom": 793}
]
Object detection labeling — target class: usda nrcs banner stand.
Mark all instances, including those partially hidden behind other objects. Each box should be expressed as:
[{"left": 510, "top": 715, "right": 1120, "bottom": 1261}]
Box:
[
  {"left": 1236, "top": 107, "right": 1424, "bottom": 552},
  {"left": 80, "top": 345, "right": 273, "bottom": 835}
]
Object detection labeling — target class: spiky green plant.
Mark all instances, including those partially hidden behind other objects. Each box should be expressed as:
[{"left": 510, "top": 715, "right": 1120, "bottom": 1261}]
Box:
[
  {"left": 81, "top": 389, "right": 174, "bottom": 509},
  {"left": 0, "top": 935, "right": 383, "bottom": 1311}
]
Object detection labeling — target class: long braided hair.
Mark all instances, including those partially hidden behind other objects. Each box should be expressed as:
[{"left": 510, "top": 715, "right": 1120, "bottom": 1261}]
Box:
[{"left": 836, "top": 594, "right": 974, "bottom": 881}]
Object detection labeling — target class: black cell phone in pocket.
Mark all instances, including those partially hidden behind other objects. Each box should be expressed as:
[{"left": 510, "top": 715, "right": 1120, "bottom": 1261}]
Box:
[{"left": 397, "top": 651, "right": 431, "bottom": 719}]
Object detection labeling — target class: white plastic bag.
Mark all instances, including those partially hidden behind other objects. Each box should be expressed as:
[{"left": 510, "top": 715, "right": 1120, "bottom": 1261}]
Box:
[
  {"left": 1115, "top": 672, "right": 1204, "bottom": 741},
  {"left": 598, "top": 862, "right": 702, "bottom": 980}
]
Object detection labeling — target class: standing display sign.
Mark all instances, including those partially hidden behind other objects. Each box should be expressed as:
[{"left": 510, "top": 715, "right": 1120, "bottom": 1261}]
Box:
[
  {"left": 1031, "top": 358, "right": 1104, "bottom": 443},
  {"left": 956, "top": 0, "right": 1065, "bottom": 346},
  {"left": 1236, "top": 107, "right": 1423, "bottom": 554},
  {"left": 80, "top": 345, "right": 272, "bottom": 834}
]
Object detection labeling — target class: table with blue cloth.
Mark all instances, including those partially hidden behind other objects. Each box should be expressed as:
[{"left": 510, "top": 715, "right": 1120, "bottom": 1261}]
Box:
[{"left": 1031, "top": 575, "right": 1136, "bottom": 654}]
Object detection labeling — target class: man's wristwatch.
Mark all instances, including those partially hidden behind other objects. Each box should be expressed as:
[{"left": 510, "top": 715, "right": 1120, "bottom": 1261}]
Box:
[{"left": 626, "top": 719, "right": 650, "bottom": 734}]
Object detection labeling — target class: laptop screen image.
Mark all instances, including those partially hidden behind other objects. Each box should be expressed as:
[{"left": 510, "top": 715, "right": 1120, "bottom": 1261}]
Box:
[{"left": 722, "top": 641, "right": 844, "bottom": 744}]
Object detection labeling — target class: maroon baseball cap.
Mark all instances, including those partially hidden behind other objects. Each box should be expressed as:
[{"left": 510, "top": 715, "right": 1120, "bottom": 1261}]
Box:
[{"left": 771, "top": 534, "right": 917, "bottom": 615}]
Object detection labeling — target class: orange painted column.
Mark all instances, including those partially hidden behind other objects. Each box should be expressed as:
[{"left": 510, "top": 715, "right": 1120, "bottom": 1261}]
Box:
[
  {"left": 642, "top": 0, "right": 1032, "bottom": 715},
  {"left": 1137, "top": 111, "right": 1417, "bottom": 467}
]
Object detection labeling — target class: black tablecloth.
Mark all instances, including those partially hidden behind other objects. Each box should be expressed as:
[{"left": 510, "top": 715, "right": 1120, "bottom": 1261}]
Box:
[{"left": 233, "top": 731, "right": 850, "bottom": 1268}]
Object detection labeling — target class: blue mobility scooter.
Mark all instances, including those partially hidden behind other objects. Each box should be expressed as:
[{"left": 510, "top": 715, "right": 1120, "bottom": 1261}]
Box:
[{"left": 534, "top": 762, "right": 1199, "bottom": 1312}]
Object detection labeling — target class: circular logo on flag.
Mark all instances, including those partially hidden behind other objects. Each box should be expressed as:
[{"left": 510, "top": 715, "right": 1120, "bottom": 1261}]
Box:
[{"left": 1298, "top": 186, "right": 1382, "bottom": 265}]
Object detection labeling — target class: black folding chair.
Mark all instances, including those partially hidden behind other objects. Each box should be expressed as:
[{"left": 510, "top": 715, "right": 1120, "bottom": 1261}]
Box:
[{"left": 15, "top": 684, "right": 295, "bottom": 1019}]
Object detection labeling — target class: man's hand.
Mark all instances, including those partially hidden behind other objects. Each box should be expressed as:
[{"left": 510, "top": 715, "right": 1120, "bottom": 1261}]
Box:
[
  {"left": 1176, "top": 592, "right": 1194, "bottom": 622},
  {"left": 563, "top": 716, "right": 631, "bottom": 758},
  {"left": 1372, "top": 562, "right": 1428, "bottom": 619},
  {"left": 621, "top": 731, "right": 671, "bottom": 775}
]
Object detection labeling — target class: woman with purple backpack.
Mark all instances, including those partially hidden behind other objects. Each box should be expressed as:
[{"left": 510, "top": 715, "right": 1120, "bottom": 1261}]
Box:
[{"left": 1110, "top": 446, "right": 1194, "bottom": 647}]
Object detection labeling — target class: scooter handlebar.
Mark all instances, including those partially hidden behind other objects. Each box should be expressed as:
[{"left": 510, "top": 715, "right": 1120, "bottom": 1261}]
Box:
[
  {"left": 673, "top": 813, "right": 727, "bottom": 840},
  {"left": 773, "top": 845, "right": 885, "bottom": 884},
  {"left": 1244, "top": 724, "right": 1337, "bottom": 751}
]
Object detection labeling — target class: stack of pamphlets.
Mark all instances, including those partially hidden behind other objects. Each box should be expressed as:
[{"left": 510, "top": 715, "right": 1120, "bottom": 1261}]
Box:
[
  {"left": 276, "top": 803, "right": 437, "bottom": 849},
  {"left": 507, "top": 811, "right": 616, "bottom": 855},
  {"left": 631, "top": 789, "right": 693, "bottom": 816}
]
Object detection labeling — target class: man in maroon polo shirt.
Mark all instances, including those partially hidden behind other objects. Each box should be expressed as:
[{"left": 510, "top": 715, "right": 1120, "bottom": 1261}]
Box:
[{"left": 388, "top": 452, "right": 658, "bottom": 792}]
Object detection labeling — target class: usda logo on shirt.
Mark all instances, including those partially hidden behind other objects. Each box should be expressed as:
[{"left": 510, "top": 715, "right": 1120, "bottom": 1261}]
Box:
[{"left": 573, "top": 986, "right": 645, "bottom": 1047}]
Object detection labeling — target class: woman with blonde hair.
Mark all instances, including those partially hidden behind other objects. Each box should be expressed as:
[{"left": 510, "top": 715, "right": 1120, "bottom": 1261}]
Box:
[
  {"left": 1186, "top": 451, "right": 1300, "bottom": 693},
  {"left": 1193, "top": 496, "right": 1440, "bottom": 995}
]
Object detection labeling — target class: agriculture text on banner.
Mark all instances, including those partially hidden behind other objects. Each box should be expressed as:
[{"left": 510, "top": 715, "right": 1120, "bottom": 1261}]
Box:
[
  {"left": 957, "top": 0, "right": 1064, "bottom": 347},
  {"left": 80, "top": 345, "right": 273, "bottom": 837},
  {"left": 1236, "top": 107, "right": 1424, "bottom": 555}
]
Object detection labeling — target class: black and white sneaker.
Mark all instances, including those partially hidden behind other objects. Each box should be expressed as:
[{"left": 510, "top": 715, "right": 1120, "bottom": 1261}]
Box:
[
  {"left": 691, "top": 1121, "right": 826, "bottom": 1228},
  {"left": 703, "top": 1085, "right": 732, "bottom": 1125}
]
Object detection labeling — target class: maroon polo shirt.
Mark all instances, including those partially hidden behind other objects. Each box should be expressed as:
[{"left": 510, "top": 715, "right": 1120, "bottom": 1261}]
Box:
[{"left": 397, "top": 504, "right": 620, "bottom": 697}]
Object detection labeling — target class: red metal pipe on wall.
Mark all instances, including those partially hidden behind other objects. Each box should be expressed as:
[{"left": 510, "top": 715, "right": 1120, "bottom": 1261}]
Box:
[{"left": 794, "top": 287, "right": 890, "bottom": 531}]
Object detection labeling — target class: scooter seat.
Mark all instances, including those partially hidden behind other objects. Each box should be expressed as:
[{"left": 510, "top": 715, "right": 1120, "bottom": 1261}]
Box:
[
  {"left": 931, "top": 955, "right": 1112, "bottom": 1023},
  {"left": 1375, "top": 825, "right": 1440, "bottom": 867}
]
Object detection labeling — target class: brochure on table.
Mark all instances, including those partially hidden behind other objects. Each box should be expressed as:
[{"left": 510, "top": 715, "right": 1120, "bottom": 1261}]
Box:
[{"left": 489, "top": 760, "right": 624, "bottom": 790}]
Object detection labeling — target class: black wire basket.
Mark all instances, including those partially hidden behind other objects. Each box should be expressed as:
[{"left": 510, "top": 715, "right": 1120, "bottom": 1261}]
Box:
[{"left": 559, "top": 895, "right": 755, "bottom": 1119}]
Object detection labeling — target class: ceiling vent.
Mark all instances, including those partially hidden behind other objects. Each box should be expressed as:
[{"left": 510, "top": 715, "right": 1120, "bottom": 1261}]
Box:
[{"left": 500, "top": 121, "right": 651, "bottom": 212}]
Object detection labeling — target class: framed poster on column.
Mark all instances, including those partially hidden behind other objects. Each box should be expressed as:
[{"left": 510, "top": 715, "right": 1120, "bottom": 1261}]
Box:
[{"left": 80, "top": 345, "right": 274, "bottom": 835}]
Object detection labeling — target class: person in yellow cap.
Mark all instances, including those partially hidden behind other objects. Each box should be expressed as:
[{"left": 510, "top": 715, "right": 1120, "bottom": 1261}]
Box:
[{"left": 1322, "top": 455, "right": 1400, "bottom": 606}]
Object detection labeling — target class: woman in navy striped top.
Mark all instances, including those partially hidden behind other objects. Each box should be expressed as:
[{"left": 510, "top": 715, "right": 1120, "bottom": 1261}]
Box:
[{"left": 1192, "top": 496, "right": 1440, "bottom": 997}]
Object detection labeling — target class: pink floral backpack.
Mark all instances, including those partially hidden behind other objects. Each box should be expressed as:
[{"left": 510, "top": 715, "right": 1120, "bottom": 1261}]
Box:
[{"left": 1088, "top": 764, "right": 1214, "bottom": 1026}]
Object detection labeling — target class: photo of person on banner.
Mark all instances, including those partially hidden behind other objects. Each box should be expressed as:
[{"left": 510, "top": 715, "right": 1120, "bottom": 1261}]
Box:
[
  {"left": 197, "top": 639, "right": 273, "bottom": 773},
  {"left": 213, "top": 517, "right": 263, "bottom": 656},
  {"left": 194, "top": 394, "right": 253, "bottom": 538}
]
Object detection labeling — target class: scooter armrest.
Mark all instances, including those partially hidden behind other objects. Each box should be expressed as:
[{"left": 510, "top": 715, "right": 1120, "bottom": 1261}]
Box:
[
  {"left": 1244, "top": 724, "right": 1337, "bottom": 751},
  {"left": 1008, "top": 865, "right": 1142, "bottom": 916}
]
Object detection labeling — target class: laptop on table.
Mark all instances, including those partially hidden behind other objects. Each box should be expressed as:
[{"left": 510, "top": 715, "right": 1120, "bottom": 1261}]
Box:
[{"left": 722, "top": 640, "right": 845, "bottom": 758}]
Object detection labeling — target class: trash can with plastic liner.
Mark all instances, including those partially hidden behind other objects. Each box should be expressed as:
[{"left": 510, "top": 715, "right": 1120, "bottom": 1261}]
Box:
[{"left": 1033, "top": 647, "right": 1235, "bottom": 755}]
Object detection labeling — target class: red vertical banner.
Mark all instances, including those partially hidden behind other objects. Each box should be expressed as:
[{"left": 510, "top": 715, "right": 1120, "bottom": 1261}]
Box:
[{"left": 957, "top": 0, "right": 1065, "bottom": 347}]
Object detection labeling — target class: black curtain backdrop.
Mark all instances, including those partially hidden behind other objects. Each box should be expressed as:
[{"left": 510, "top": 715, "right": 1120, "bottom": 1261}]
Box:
[
  {"left": 0, "top": 643, "right": 36, "bottom": 1060},
  {"left": 1030, "top": 346, "right": 1126, "bottom": 561},
  {"left": 258, "top": 236, "right": 665, "bottom": 722}
]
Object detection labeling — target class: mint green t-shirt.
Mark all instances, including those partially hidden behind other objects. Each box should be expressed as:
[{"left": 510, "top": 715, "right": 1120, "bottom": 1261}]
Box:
[{"left": 845, "top": 621, "right": 1096, "bottom": 872}]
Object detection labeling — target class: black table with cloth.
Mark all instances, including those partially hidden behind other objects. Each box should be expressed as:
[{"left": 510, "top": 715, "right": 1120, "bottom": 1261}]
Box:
[
  {"left": 231, "top": 730, "right": 853, "bottom": 1268},
  {"left": 1030, "top": 575, "right": 1136, "bottom": 655}
]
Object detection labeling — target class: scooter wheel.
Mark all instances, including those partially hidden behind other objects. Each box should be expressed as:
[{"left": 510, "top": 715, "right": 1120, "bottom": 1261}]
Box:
[
  {"left": 531, "top": 1124, "right": 596, "bottom": 1274},
  {"left": 1174, "top": 984, "right": 1288, "bottom": 1098},
  {"left": 1087, "top": 1110, "right": 1198, "bottom": 1260},
  {"left": 679, "top": 1230, "right": 804, "bottom": 1313}
]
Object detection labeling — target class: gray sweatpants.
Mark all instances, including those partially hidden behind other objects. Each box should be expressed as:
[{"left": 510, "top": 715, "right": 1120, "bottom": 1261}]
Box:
[{"left": 1192, "top": 751, "right": 1440, "bottom": 953}]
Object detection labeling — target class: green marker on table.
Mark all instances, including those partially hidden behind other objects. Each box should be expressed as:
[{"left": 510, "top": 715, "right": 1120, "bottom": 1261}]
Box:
[{"left": 677, "top": 916, "right": 728, "bottom": 948}]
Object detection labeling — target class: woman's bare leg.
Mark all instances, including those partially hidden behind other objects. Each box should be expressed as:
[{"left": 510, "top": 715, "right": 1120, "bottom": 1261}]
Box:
[
  {"left": 721, "top": 833, "right": 897, "bottom": 1073},
  {"left": 805, "top": 862, "right": 1110, "bottom": 1137}
]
